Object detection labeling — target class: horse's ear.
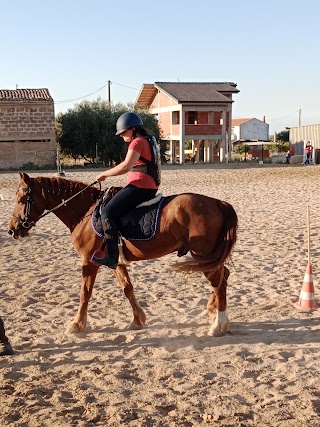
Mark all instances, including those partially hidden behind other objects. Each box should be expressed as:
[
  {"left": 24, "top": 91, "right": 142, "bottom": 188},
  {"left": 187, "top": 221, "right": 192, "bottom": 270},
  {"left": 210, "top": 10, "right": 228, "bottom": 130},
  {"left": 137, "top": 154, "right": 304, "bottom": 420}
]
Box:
[{"left": 19, "top": 172, "right": 30, "bottom": 183}]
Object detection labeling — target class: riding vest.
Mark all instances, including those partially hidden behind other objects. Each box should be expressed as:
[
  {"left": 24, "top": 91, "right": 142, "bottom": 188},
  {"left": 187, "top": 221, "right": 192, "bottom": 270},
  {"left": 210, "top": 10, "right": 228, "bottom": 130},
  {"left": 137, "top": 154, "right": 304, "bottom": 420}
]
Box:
[{"left": 132, "top": 136, "right": 161, "bottom": 186}]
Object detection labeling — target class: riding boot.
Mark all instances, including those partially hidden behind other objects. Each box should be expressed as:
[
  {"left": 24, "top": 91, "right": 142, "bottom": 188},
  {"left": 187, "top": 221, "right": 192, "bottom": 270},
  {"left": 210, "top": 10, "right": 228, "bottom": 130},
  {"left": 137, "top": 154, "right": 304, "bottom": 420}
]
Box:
[
  {"left": 0, "top": 318, "right": 14, "bottom": 356},
  {"left": 93, "top": 219, "right": 119, "bottom": 269}
]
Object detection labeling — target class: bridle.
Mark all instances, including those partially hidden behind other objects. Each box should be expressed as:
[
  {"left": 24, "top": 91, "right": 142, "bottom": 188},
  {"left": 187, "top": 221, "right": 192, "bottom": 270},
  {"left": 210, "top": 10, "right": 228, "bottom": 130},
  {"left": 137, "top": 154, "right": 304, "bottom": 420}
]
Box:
[
  {"left": 15, "top": 178, "right": 100, "bottom": 230},
  {"left": 20, "top": 180, "right": 35, "bottom": 229}
]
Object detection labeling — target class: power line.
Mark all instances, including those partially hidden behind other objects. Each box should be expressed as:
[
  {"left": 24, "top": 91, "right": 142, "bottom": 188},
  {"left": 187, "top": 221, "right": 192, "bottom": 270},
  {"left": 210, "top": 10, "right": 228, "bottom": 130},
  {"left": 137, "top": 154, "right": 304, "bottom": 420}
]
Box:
[
  {"left": 54, "top": 82, "right": 109, "bottom": 104},
  {"left": 267, "top": 111, "right": 298, "bottom": 122},
  {"left": 111, "top": 81, "right": 139, "bottom": 91},
  {"left": 54, "top": 80, "right": 139, "bottom": 105}
]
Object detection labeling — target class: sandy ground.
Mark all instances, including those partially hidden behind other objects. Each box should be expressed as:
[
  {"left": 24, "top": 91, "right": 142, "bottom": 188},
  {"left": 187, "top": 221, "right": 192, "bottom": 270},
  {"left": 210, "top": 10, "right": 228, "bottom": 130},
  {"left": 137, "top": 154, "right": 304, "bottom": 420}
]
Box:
[{"left": 1, "top": 164, "right": 320, "bottom": 426}]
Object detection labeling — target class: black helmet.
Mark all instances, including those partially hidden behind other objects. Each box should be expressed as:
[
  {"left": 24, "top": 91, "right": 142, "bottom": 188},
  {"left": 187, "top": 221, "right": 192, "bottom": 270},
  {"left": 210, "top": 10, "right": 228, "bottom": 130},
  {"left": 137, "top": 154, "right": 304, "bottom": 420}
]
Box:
[{"left": 115, "top": 112, "right": 143, "bottom": 135}]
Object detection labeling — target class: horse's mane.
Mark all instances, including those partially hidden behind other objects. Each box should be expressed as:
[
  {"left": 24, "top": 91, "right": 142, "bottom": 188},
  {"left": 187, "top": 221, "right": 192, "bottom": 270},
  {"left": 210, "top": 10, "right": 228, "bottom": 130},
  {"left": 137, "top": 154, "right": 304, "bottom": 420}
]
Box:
[{"left": 36, "top": 176, "right": 102, "bottom": 201}]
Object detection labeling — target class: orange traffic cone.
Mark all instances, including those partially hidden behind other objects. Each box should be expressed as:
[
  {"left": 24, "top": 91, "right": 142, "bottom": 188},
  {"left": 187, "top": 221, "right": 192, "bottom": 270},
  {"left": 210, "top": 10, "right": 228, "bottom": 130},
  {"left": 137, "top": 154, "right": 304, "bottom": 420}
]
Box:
[{"left": 292, "top": 263, "right": 318, "bottom": 311}]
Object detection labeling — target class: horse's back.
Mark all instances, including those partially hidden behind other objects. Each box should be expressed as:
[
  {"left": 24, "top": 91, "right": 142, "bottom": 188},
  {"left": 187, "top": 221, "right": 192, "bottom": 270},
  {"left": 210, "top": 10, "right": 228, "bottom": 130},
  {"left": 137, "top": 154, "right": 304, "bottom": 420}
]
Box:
[{"left": 163, "top": 192, "right": 232, "bottom": 226}]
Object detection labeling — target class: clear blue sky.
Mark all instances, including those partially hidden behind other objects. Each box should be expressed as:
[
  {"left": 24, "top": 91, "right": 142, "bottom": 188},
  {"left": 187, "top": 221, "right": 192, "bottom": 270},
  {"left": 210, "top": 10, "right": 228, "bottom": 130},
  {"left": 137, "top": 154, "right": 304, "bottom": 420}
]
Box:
[{"left": 2, "top": 0, "right": 319, "bottom": 135}]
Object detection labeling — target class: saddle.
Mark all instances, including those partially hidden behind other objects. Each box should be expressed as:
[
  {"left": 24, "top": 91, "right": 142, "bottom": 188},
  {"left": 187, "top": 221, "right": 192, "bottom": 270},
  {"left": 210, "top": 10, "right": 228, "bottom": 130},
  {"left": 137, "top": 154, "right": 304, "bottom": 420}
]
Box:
[{"left": 92, "top": 187, "right": 164, "bottom": 241}]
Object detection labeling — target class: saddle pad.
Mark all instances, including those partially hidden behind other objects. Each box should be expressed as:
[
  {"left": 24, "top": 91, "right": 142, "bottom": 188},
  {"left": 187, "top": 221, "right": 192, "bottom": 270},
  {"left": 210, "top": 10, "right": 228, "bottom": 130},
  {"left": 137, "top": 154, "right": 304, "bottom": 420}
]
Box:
[{"left": 92, "top": 197, "right": 164, "bottom": 241}]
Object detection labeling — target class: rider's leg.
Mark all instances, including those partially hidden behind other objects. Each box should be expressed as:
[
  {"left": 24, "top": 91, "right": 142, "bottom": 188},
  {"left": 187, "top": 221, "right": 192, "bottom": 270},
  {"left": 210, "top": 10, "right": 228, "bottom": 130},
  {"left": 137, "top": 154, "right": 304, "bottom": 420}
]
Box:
[
  {"left": 93, "top": 217, "right": 119, "bottom": 269},
  {"left": 93, "top": 185, "right": 157, "bottom": 269}
]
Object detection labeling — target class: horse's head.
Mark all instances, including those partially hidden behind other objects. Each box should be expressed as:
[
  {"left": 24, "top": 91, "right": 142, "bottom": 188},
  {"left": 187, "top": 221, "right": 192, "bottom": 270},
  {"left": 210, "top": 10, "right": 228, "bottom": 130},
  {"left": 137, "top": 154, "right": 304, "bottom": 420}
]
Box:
[{"left": 8, "top": 172, "right": 46, "bottom": 239}]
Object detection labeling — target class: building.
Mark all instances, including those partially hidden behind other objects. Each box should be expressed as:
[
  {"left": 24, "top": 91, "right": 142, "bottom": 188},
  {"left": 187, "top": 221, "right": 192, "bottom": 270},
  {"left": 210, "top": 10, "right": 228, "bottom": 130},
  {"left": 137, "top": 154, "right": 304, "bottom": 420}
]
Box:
[
  {"left": 232, "top": 117, "right": 270, "bottom": 160},
  {"left": 289, "top": 124, "right": 320, "bottom": 162},
  {"left": 231, "top": 118, "right": 269, "bottom": 143},
  {"left": 136, "top": 82, "right": 239, "bottom": 164},
  {"left": 0, "top": 88, "right": 56, "bottom": 169}
]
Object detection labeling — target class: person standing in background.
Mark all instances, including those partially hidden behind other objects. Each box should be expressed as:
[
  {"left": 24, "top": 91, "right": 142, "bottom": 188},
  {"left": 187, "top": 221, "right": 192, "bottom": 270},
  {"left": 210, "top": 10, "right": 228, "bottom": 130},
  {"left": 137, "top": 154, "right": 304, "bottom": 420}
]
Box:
[
  {"left": 304, "top": 141, "right": 313, "bottom": 164},
  {"left": 285, "top": 150, "right": 291, "bottom": 164}
]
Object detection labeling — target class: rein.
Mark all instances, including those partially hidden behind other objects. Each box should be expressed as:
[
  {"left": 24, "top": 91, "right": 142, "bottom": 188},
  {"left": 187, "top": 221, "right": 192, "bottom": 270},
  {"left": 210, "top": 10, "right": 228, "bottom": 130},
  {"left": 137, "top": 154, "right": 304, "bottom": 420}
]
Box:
[{"left": 21, "top": 179, "right": 100, "bottom": 229}]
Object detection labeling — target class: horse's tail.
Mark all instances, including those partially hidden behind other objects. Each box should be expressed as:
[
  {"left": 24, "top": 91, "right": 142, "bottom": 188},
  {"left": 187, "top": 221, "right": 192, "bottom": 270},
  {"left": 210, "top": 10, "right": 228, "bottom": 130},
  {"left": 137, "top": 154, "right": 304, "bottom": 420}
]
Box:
[{"left": 174, "top": 199, "right": 238, "bottom": 274}]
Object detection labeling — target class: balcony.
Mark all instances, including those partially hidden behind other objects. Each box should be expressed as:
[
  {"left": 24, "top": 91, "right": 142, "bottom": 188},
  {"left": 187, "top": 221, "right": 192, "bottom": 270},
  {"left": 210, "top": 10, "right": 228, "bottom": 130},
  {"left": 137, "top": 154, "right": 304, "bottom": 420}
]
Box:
[{"left": 185, "top": 124, "right": 222, "bottom": 136}]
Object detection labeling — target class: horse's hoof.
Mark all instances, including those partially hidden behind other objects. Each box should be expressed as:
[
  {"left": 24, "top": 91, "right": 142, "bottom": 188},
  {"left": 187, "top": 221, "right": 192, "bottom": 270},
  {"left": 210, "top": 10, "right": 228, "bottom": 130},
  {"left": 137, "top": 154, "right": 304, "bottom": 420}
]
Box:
[
  {"left": 207, "top": 327, "right": 223, "bottom": 337},
  {"left": 65, "top": 323, "right": 81, "bottom": 334},
  {"left": 207, "top": 324, "right": 230, "bottom": 337},
  {"left": 129, "top": 321, "right": 145, "bottom": 330}
]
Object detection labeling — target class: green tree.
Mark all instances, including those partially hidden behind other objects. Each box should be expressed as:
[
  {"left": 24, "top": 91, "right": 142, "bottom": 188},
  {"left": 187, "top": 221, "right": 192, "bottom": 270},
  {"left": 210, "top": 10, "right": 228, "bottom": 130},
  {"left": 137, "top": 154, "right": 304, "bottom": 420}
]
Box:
[
  {"left": 267, "top": 130, "right": 289, "bottom": 153},
  {"left": 234, "top": 143, "right": 249, "bottom": 160},
  {"left": 56, "top": 100, "right": 166, "bottom": 166},
  {"left": 56, "top": 100, "right": 123, "bottom": 165},
  {"left": 265, "top": 141, "right": 289, "bottom": 153},
  {"left": 276, "top": 130, "right": 289, "bottom": 142}
]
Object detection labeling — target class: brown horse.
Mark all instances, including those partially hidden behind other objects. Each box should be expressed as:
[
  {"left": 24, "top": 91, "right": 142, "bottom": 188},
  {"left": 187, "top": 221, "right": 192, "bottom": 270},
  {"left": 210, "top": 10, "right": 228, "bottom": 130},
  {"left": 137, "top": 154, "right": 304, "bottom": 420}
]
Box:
[{"left": 8, "top": 172, "right": 238, "bottom": 337}]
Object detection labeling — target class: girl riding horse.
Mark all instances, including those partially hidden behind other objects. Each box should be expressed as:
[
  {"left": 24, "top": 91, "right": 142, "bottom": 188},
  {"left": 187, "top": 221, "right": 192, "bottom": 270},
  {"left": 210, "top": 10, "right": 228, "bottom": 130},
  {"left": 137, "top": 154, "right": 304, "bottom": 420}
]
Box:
[{"left": 93, "top": 112, "right": 161, "bottom": 269}]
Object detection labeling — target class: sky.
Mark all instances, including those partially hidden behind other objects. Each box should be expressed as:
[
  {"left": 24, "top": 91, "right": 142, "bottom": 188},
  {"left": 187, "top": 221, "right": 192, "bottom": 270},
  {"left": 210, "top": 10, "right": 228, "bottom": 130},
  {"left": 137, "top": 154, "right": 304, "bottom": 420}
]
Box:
[{"left": 1, "top": 0, "right": 320, "bottom": 135}]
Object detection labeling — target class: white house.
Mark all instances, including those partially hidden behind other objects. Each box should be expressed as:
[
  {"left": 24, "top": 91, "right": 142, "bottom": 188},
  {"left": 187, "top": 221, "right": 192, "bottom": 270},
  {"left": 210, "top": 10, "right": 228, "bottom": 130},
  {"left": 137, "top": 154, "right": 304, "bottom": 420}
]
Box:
[{"left": 231, "top": 118, "right": 269, "bottom": 143}]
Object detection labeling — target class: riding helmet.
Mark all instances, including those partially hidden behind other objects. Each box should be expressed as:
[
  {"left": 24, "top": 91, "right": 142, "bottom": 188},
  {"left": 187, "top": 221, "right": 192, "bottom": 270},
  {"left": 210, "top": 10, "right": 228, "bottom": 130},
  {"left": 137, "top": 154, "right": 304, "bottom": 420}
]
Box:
[{"left": 115, "top": 112, "right": 143, "bottom": 135}]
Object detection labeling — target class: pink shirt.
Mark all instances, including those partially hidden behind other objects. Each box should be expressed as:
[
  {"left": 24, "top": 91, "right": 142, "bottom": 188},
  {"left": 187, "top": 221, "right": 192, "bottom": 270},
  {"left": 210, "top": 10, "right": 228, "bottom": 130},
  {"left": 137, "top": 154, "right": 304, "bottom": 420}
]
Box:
[
  {"left": 305, "top": 145, "right": 312, "bottom": 153},
  {"left": 127, "top": 137, "right": 159, "bottom": 189}
]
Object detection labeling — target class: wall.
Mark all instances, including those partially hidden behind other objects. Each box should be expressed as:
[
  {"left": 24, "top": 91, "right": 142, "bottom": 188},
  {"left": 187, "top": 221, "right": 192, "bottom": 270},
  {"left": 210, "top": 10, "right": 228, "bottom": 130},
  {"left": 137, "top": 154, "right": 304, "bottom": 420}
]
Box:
[
  {"left": 240, "top": 119, "right": 269, "bottom": 141},
  {"left": 0, "top": 100, "right": 56, "bottom": 168},
  {"left": 289, "top": 124, "right": 320, "bottom": 155},
  {"left": 0, "top": 141, "right": 56, "bottom": 169}
]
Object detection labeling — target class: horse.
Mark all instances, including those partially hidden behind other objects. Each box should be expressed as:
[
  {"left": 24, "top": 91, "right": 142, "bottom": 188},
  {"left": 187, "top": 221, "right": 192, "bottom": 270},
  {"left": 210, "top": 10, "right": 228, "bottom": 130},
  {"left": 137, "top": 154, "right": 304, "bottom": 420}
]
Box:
[{"left": 8, "top": 172, "right": 238, "bottom": 337}]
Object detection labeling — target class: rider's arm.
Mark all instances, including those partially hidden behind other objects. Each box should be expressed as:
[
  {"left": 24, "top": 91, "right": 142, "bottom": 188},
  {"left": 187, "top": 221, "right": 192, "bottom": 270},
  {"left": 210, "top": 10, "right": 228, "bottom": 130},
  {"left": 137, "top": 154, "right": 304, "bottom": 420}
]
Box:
[{"left": 96, "top": 149, "right": 140, "bottom": 182}]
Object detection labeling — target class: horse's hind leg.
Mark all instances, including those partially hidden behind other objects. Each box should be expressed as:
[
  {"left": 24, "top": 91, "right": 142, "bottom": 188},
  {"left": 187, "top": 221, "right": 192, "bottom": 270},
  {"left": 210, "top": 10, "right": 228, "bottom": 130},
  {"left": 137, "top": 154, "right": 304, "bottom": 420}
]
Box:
[
  {"left": 115, "top": 264, "right": 146, "bottom": 329},
  {"left": 205, "top": 265, "right": 230, "bottom": 337}
]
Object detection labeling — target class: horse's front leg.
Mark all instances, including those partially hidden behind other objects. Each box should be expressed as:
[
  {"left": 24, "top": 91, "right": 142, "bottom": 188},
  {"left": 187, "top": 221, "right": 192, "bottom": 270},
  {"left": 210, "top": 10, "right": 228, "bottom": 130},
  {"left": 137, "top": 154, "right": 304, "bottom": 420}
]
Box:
[
  {"left": 66, "top": 263, "right": 98, "bottom": 334},
  {"left": 205, "top": 265, "right": 230, "bottom": 337},
  {"left": 114, "top": 264, "right": 146, "bottom": 329}
]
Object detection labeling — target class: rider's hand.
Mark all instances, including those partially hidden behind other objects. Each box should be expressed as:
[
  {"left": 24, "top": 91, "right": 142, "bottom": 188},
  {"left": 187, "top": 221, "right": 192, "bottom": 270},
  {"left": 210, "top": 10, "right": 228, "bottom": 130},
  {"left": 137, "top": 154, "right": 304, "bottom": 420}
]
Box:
[{"left": 96, "top": 173, "right": 107, "bottom": 182}]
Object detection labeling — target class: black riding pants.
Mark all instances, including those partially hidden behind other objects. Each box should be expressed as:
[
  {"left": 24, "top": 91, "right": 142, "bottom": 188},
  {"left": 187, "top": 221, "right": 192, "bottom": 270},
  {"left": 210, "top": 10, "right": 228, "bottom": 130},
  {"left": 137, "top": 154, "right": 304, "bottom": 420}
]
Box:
[{"left": 101, "top": 184, "right": 157, "bottom": 229}]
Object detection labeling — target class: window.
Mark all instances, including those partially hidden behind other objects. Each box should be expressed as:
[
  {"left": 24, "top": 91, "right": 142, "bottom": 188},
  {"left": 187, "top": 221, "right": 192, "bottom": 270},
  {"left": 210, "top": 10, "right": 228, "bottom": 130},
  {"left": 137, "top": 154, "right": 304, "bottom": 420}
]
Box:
[
  {"left": 172, "top": 111, "right": 180, "bottom": 125},
  {"left": 186, "top": 111, "right": 198, "bottom": 124}
]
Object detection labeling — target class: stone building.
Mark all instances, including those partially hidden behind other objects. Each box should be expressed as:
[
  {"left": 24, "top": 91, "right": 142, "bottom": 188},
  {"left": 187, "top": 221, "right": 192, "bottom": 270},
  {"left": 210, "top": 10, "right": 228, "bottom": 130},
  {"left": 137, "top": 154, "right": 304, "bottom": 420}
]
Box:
[{"left": 0, "top": 88, "right": 56, "bottom": 169}]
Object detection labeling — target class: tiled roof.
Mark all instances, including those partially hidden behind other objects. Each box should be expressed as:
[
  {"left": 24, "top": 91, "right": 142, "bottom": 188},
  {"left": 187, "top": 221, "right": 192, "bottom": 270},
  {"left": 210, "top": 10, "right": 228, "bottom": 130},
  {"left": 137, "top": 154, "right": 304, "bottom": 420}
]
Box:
[
  {"left": 136, "top": 82, "right": 239, "bottom": 108},
  {"left": 232, "top": 118, "right": 253, "bottom": 126},
  {"left": 0, "top": 88, "right": 53, "bottom": 101},
  {"left": 155, "top": 82, "right": 238, "bottom": 103}
]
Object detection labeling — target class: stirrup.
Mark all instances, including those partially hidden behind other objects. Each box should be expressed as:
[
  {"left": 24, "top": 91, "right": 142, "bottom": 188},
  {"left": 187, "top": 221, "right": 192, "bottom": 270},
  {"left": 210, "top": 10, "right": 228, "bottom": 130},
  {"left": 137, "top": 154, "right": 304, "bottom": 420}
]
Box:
[{"left": 92, "top": 254, "right": 118, "bottom": 270}]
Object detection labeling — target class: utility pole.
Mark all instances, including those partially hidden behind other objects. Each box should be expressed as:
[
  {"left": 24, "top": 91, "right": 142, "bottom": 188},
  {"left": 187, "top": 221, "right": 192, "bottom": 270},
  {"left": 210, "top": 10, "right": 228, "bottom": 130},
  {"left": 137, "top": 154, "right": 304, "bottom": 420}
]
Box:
[
  {"left": 95, "top": 142, "right": 98, "bottom": 167},
  {"left": 298, "top": 109, "right": 301, "bottom": 126},
  {"left": 108, "top": 80, "right": 111, "bottom": 107}
]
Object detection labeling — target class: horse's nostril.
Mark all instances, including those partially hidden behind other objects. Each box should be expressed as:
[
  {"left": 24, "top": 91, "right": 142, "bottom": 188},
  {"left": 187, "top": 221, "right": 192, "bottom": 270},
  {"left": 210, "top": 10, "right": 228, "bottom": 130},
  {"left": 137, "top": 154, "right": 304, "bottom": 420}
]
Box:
[{"left": 8, "top": 229, "right": 14, "bottom": 236}]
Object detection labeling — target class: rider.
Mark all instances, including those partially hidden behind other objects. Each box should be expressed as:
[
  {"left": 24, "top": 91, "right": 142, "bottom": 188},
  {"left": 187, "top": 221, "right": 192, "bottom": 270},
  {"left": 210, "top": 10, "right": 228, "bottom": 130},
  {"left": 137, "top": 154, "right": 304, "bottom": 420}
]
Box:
[{"left": 92, "top": 112, "right": 161, "bottom": 269}]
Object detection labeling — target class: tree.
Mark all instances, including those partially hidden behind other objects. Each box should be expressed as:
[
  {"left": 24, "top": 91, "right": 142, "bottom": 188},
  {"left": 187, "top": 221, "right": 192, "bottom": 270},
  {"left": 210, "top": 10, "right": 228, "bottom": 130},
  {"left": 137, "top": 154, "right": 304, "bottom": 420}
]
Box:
[
  {"left": 234, "top": 143, "right": 249, "bottom": 161},
  {"left": 56, "top": 100, "right": 165, "bottom": 166},
  {"left": 276, "top": 130, "right": 289, "bottom": 142},
  {"left": 266, "top": 129, "right": 290, "bottom": 154},
  {"left": 265, "top": 141, "right": 289, "bottom": 154},
  {"left": 56, "top": 100, "right": 123, "bottom": 165}
]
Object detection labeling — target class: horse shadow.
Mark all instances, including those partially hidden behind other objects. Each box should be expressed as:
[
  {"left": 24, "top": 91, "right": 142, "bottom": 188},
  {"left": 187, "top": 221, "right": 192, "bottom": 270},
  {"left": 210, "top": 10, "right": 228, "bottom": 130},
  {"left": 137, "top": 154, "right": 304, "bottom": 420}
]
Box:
[{"left": 6, "top": 315, "right": 320, "bottom": 369}]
